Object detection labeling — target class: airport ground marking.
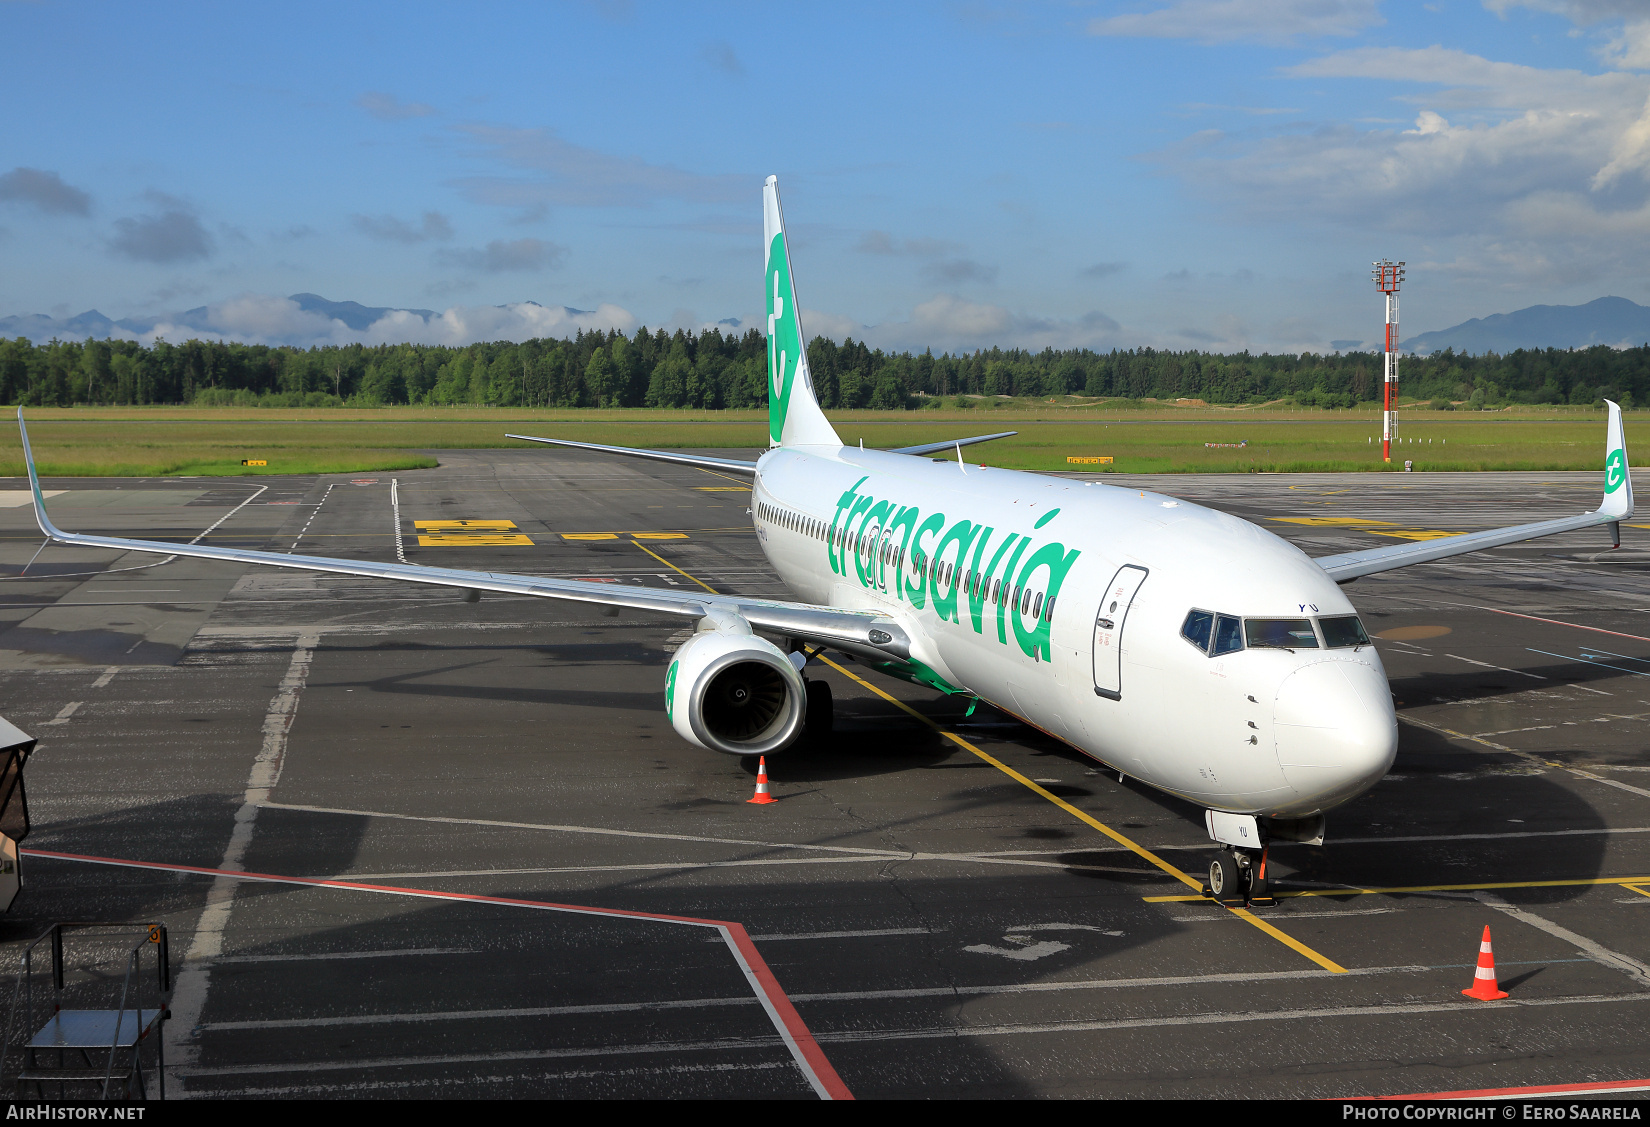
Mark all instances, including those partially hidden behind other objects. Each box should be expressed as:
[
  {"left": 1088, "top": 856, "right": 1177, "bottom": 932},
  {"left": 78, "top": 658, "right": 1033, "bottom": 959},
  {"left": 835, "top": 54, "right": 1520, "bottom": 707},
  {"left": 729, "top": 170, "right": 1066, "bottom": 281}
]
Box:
[
  {"left": 1470, "top": 888, "right": 1650, "bottom": 987},
  {"left": 632, "top": 540, "right": 719, "bottom": 593},
  {"left": 1358, "top": 1077, "right": 1650, "bottom": 1101},
  {"left": 1144, "top": 873, "right": 1650, "bottom": 901},
  {"left": 814, "top": 654, "right": 1349, "bottom": 975},
  {"left": 20, "top": 848, "right": 852, "bottom": 1101},
  {"left": 1400, "top": 712, "right": 1650, "bottom": 801},
  {"left": 198, "top": 963, "right": 1433, "bottom": 1035}
]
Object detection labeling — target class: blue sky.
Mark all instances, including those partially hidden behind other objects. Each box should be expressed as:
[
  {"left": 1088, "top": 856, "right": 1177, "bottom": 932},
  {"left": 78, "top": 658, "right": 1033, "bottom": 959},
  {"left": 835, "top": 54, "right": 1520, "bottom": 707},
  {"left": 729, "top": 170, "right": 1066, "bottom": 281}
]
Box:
[{"left": 4, "top": 0, "right": 1650, "bottom": 353}]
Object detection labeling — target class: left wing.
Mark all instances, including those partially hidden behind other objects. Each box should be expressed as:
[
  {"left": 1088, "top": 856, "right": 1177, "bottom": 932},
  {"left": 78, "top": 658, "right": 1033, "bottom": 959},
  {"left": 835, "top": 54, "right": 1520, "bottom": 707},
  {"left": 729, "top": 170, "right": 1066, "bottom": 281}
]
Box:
[
  {"left": 886, "top": 431, "right": 1017, "bottom": 457},
  {"left": 1314, "top": 400, "right": 1633, "bottom": 583},
  {"left": 15, "top": 411, "right": 911, "bottom": 663}
]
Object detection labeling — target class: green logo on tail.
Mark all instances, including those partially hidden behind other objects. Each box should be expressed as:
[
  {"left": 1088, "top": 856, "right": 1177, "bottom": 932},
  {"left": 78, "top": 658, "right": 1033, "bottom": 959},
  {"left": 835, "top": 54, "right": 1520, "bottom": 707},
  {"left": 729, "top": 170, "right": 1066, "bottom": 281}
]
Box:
[
  {"left": 1607, "top": 449, "right": 1627, "bottom": 493},
  {"left": 767, "top": 233, "right": 802, "bottom": 445}
]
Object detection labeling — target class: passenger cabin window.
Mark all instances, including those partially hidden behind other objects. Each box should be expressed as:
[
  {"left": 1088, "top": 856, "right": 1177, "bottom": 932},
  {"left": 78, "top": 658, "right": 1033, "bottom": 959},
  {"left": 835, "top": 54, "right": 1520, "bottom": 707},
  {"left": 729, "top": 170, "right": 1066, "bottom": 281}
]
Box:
[
  {"left": 1245, "top": 618, "right": 1321, "bottom": 650},
  {"left": 1319, "top": 615, "right": 1369, "bottom": 648},
  {"left": 1181, "top": 610, "right": 1214, "bottom": 652}
]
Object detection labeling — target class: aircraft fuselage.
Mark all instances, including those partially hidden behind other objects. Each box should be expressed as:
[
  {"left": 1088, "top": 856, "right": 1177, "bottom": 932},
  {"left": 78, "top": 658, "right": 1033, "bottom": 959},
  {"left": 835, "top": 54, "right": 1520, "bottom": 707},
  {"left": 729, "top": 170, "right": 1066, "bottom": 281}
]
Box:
[{"left": 752, "top": 444, "right": 1397, "bottom": 819}]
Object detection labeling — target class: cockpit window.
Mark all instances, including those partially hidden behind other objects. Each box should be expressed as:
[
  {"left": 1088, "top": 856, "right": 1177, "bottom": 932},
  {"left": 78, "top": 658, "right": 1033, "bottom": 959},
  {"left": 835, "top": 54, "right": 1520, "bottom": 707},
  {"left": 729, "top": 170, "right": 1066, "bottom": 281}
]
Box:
[
  {"left": 1212, "top": 614, "right": 1244, "bottom": 656},
  {"left": 1181, "top": 610, "right": 1213, "bottom": 653},
  {"left": 1246, "top": 618, "right": 1321, "bottom": 650},
  {"left": 1319, "top": 615, "right": 1370, "bottom": 648}
]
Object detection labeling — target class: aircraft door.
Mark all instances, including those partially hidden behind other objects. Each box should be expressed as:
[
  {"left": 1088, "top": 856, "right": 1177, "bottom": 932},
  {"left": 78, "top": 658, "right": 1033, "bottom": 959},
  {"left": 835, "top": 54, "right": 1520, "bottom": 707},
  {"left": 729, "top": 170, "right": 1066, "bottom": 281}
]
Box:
[{"left": 1092, "top": 565, "right": 1148, "bottom": 701}]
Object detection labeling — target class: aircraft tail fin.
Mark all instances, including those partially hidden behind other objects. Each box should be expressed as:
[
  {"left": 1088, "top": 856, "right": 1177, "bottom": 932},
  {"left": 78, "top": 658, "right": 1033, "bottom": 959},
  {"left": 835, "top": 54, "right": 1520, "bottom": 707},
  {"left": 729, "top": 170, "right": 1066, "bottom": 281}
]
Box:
[{"left": 764, "top": 176, "right": 841, "bottom": 449}]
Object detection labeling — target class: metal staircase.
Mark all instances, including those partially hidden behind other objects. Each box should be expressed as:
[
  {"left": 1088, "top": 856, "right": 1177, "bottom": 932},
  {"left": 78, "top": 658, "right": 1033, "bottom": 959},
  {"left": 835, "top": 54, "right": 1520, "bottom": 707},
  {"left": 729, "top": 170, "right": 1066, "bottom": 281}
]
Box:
[{"left": 1, "top": 923, "right": 171, "bottom": 1100}]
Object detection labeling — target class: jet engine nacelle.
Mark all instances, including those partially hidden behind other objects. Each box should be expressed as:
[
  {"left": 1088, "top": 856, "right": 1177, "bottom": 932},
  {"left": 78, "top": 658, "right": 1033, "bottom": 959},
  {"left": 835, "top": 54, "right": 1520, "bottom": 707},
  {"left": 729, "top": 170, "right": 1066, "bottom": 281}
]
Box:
[{"left": 665, "top": 623, "right": 805, "bottom": 756}]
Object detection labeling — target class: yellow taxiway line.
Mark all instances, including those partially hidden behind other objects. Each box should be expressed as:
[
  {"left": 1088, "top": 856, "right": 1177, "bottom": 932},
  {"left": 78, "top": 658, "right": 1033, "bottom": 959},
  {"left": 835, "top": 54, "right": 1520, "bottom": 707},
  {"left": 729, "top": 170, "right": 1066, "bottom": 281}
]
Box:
[
  {"left": 631, "top": 540, "right": 719, "bottom": 593},
  {"left": 627, "top": 531, "right": 1347, "bottom": 974},
  {"left": 1143, "top": 874, "right": 1650, "bottom": 902},
  {"left": 814, "top": 654, "right": 1348, "bottom": 975}
]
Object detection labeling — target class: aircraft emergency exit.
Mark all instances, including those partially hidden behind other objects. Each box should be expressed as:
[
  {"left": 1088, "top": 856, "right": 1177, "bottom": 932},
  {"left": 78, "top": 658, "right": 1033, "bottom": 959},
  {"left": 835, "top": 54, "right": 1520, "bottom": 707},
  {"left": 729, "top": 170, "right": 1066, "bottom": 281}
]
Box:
[{"left": 16, "top": 176, "right": 1634, "bottom": 905}]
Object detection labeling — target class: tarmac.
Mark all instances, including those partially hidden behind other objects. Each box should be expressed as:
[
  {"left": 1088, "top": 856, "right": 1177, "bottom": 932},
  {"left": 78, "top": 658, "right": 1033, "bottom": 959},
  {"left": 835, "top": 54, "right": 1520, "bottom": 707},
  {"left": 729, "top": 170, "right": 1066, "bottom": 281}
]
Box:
[{"left": 0, "top": 449, "right": 1645, "bottom": 1099}]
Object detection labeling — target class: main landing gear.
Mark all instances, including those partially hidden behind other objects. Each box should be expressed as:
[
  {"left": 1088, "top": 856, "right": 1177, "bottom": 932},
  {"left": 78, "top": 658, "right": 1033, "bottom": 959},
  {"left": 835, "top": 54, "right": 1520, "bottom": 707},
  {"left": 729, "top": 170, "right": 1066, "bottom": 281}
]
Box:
[
  {"left": 1204, "top": 845, "right": 1275, "bottom": 909},
  {"left": 803, "top": 678, "right": 834, "bottom": 737}
]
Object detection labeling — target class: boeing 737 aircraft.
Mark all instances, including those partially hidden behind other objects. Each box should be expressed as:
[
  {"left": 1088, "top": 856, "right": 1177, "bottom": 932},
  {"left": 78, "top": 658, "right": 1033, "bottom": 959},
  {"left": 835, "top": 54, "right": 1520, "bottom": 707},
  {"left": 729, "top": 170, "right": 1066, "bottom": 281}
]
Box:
[{"left": 15, "top": 176, "right": 1635, "bottom": 906}]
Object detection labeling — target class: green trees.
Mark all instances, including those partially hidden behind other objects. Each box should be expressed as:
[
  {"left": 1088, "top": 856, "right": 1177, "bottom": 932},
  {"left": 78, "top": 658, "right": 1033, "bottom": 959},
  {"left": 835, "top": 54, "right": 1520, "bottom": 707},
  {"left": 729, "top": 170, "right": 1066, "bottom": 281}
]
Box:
[{"left": 6, "top": 331, "right": 1650, "bottom": 409}]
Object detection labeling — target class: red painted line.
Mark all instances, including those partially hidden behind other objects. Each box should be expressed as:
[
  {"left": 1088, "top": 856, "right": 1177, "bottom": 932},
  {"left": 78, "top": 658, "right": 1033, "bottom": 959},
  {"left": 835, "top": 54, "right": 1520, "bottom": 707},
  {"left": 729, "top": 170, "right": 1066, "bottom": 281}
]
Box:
[
  {"left": 1476, "top": 606, "right": 1650, "bottom": 645},
  {"left": 23, "top": 847, "right": 853, "bottom": 1101},
  {"left": 1358, "top": 1077, "right": 1650, "bottom": 1100}
]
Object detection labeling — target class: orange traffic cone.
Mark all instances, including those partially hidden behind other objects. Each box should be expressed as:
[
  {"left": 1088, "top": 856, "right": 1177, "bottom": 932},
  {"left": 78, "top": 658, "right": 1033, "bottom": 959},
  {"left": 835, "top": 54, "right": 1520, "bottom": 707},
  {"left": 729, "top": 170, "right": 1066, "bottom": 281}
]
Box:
[
  {"left": 1461, "top": 925, "right": 1509, "bottom": 1000},
  {"left": 747, "top": 756, "right": 777, "bottom": 805}
]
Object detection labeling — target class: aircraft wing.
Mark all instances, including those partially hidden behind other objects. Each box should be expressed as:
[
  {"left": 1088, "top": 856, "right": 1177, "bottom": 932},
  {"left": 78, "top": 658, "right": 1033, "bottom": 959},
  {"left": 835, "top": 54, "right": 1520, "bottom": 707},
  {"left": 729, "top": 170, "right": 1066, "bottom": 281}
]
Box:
[
  {"left": 887, "top": 431, "right": 1017, "bottom": 457},
  {"left": 505, "top": 434, "right": 758, "bottom": 475},
  {"left": 15, "top": 412, "right": 911, "bottom": 662},
  {"left": 1313, "top": 400, "right": 1633, "bottom": 583}
]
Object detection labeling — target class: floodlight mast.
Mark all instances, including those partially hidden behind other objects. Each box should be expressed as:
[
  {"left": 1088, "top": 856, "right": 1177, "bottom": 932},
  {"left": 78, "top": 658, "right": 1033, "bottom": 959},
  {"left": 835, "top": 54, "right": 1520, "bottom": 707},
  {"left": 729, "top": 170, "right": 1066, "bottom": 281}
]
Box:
[{"left": 1373, "top": 260, "right": 1405, "bottom": 464}]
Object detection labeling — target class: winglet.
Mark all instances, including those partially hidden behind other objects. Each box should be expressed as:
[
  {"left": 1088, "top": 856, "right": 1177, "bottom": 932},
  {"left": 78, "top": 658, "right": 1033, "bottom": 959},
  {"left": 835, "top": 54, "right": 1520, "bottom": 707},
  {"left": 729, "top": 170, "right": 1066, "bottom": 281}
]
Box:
[
  {"left": 17, "top": 409, "right": 65, "bottom": 542},
  {"left": 1601, "top": 399, "right": 1633, "bottom": 520}
]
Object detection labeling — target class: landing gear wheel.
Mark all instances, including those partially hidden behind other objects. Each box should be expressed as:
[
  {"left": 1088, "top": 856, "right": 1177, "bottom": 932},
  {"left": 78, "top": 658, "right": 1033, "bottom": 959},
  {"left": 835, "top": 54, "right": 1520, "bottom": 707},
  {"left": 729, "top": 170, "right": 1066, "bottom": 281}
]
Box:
[
  {"left": 1207, "top": 850, "right": 1246, "bottom": 906},
  {"left": 805, "top": 679, "right": 834, "bottom": 737}
]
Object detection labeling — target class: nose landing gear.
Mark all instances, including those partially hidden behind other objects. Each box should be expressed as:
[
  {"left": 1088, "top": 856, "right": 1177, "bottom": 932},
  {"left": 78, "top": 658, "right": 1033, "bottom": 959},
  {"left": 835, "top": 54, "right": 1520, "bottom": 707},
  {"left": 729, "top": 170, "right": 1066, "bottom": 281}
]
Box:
[{"left": 1203, "top": 845, "right": 1274, "bottom": 908}]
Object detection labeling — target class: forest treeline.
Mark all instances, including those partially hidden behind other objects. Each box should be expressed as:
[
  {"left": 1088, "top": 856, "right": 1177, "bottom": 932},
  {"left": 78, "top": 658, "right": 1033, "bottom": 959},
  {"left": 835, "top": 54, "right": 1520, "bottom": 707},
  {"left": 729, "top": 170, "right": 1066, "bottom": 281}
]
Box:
[{"left": 0, "top": 327, "right": 1643, "bottom": 410}]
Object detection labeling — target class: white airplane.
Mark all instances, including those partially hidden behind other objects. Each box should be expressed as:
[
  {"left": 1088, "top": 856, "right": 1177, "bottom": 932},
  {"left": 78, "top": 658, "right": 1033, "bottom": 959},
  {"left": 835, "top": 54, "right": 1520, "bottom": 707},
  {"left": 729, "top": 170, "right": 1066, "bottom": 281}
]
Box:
[{"left": 15, "top": 177, "right": 1634, "bottom": 906}]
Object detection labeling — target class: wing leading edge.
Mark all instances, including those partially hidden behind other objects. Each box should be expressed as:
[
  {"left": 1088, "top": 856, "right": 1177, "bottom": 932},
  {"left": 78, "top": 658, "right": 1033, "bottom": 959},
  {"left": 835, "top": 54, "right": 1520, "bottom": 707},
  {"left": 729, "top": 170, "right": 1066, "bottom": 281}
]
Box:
[
  {"left": 1313, "top": 400, "right": 1633, "bottom": 583},
  {"left": 15, "top": 411, "right": 911, "bottom": 663}
]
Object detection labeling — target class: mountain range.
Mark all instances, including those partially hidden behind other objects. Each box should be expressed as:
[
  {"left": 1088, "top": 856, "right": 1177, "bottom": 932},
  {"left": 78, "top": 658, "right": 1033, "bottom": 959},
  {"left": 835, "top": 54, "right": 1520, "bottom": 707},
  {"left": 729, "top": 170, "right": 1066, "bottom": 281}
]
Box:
[
  {"left": 0, "top": 293, "right": 439, "bottom": 341},
  {"left": 1399, "top": 296, "right": 1650, "bottom": 355}
]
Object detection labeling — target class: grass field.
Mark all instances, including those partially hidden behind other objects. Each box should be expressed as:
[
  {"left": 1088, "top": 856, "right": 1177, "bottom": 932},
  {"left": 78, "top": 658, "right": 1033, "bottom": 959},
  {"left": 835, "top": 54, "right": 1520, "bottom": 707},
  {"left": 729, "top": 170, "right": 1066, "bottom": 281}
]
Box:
[{"left": 0, "top": 402, "right": 1637, "bottom": 477}]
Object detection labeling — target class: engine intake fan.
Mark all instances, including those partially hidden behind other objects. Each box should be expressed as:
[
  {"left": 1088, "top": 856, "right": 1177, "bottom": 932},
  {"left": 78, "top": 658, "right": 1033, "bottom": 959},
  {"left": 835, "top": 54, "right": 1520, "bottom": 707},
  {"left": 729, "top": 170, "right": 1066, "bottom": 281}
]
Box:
[{"left": 665, "top": 621, "right": 805, "bottom": 755}]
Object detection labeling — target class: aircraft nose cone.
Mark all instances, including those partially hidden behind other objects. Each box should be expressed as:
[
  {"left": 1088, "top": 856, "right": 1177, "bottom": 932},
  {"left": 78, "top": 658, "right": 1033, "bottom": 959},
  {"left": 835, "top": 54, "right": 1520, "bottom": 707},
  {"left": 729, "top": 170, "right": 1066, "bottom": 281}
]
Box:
[{"left": 1273, "top": 659, "right": 1396, "bottom": 808}]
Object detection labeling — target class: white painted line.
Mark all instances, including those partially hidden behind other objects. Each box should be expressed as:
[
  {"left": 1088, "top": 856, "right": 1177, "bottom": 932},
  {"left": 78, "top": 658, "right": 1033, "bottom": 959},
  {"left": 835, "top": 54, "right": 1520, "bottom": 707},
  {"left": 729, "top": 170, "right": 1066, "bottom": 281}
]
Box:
[
  {"left": 208, "top": 947, "right": 475, "bottom": 965},
  {"left": 199, "top": 995, "right": 759, "bottom": 1031},
  {"left": 179, "top": 1035, "right": 788, "bottom": 1079},
  {"left": 259, "top": 800, "right": 910, "bottom": 858},
  {"left": 1443, "top": 653, "right": 1545, "bottom": 680},
  {"left": 40, "top": 701, "right": 80, "bottom": 726},
  {"left": 1528, "top": 647, "right": 1649, "bottom": 678},
  {"left": 809, "top": 990, "right": 1650, "bottom": 1046},
  {"left": 198, "top": 964, "right": 1433, "bottom": 1035},
  {"left": 340, "top": 854, "right": 1153, "bottom": 879},
  {"left": 1567, "top": 768, "right": 1650, "bottom": 801},
  {"left": 787, "top": 963, "right": 1427, "bottom": 1003},
  {"left": 204, "top": 1060, "right": 794, "bottom": 1098},
  {"left": 166, "top": 630, "right": 319, "bottom": 1092},
  {"left": 1471, "top": 890, "right": 1650, "bottom": 987},
  {"left": 744, "top": 928, "right": 935, "bottom": 942},
  {"left": 90, "top": 666, "right": 119, "bottom": 689}
]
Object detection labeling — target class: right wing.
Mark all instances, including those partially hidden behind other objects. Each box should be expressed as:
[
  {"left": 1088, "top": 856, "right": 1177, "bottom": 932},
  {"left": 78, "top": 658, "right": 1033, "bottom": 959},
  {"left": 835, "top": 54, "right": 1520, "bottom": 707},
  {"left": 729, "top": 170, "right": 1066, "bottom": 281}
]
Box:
[
  {"left": 1313, "top": 400, "right": 1633, "bottom": 583},
  {"left": 505, "top": 434, "right": 758, "bottom": 475},
  {"left": 16, "top": 411, "right": 911, "bottom": 663}
]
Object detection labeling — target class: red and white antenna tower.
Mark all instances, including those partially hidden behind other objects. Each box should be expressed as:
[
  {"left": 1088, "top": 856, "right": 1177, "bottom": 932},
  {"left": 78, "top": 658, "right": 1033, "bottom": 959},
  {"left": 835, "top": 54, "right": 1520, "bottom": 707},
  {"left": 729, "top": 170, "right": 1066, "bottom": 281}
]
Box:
[{"left": 1373, "top": 259, "right": 1405, "bottom": 464}]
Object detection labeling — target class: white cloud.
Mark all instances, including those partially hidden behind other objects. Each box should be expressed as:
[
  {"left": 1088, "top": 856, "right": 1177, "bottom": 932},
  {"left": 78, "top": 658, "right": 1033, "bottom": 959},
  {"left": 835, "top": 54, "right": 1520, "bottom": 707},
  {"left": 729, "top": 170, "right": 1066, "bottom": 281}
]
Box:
[
  {"left": 108, "top": 293, "right": 635, "bottom": 349},
  {"left": 356, "top": 92, "right": 437, "bottom": 121},
  {"left": 1089, "top": 0, "right": 1383, "bottom": 45},
  {"left": 453, "top": 124, "right": 749, "bottom": 209},
  {"left": 0, "top": 168, "right": 91, "bottom": 216},
  {"left": 434, "top": 237, "right": 567, "bottom": 272},
  {"left": 350, "top": 211, "right": 453, "bottom": 243},
  {"left": 1154, "top": 44, "right": 1650, "bottom": 285},
  {"left": 802, "top": 294, "right": 1126, "bottom": 353}
]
